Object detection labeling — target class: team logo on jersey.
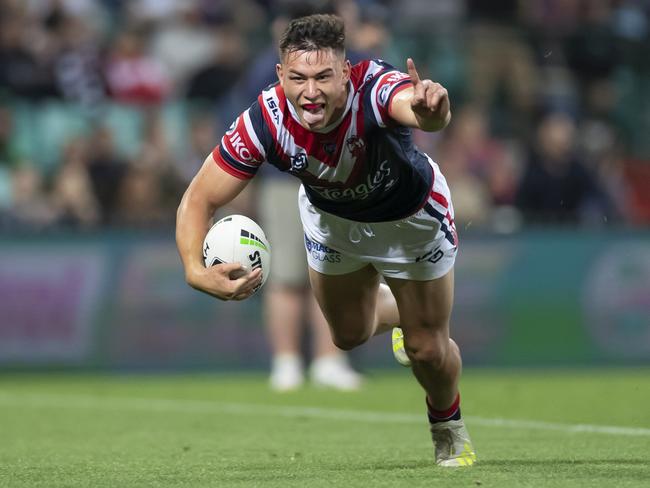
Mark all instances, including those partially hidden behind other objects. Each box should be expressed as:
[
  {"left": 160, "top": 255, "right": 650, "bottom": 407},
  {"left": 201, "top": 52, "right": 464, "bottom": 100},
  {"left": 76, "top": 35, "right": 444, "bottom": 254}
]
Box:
[
  {"left": 290, "top": 152, "right": 308, "bottom": 171},
  {"left": 346, "top": 136, "right": 366, "bottom": 162},
  {"left": 378, "top": 84, "right": 390, "bottom": 105}
]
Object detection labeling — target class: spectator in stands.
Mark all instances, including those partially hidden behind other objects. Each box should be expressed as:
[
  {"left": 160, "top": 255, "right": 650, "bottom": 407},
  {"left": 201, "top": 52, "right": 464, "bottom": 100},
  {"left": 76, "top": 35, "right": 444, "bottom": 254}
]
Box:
[
  {"left": 464, "top": 0, "right": 539, "bottom": 137},
  {"left": 86, "top": 125, "right": 128, "bottom": 225},
  {"left": 186, "top": 23, "right": 247, "bottom": 104},
  {"left": 0, "top": 9, "right": 59, "bottom": 100},
  {"left": 52, "top": 13, "right": 106, "bottom": 111},
  {"left": 105, "top": 29, "right": 171, "bottom": 105},
  {"left": 50, "top": 136, "right": 100, "bottom": 228},
  {"left": 115, "top": 112, "right": 180, "bottom": 227},
  {"left": 516, "top": 111, "right": 612, "bottom": 225},
  {"left": 6, "top": 165, "right": 57, "bottom": 229}
]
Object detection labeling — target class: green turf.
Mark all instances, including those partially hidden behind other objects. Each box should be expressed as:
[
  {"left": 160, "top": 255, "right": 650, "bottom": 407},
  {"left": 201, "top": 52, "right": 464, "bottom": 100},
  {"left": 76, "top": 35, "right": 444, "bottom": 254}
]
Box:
[{"left": 1, "top": 369, "right": 649, "bottom": 487}]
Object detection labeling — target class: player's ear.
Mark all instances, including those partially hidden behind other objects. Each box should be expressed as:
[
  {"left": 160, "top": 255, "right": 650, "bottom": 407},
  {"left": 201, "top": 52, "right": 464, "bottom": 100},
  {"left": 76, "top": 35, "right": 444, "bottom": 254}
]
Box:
[
  {"left": 342, "top": 59, "right": 351, "bottom": 83},
  {"left": 276, "top": 63, "right": 284, "bottom": 86}
]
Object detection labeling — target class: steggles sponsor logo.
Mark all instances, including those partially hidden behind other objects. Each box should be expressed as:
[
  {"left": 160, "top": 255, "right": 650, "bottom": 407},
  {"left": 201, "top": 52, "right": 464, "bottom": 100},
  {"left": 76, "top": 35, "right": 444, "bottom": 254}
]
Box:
[{"left": 311, "top": 160, "right": 396, "bottom": 201}]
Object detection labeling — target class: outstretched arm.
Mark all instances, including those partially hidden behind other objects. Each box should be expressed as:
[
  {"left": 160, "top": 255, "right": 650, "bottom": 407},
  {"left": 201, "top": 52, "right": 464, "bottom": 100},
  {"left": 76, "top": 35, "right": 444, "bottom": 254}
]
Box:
[
  {"left": 388, "top": 58, "right": 451, "bottom": 132},
  {"left": 176, "top": 153, "right": 262, "bottom": 300}
]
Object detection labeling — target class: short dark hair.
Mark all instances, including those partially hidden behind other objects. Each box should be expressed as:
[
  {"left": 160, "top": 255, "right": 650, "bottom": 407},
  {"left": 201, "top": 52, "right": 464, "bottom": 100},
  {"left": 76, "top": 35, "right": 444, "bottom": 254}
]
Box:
[{"left": 279, "top": 14, "right": 345, "bottom": 60}]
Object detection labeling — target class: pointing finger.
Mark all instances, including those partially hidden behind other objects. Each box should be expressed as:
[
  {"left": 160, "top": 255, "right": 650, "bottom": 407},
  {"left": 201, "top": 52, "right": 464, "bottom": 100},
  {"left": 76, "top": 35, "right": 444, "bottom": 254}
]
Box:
[{"left": 407, "top": 58, "right": 421, "bottom": 85}]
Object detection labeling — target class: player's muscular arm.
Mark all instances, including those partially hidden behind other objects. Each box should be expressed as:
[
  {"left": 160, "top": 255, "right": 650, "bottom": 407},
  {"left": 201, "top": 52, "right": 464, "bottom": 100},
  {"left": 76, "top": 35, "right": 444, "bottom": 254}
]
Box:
[
  {"left": 176, "top": 153, "right": 262, "bottom": 300},
  {"left": 389, "top": 58, "right": 451, "bottom": 132}
]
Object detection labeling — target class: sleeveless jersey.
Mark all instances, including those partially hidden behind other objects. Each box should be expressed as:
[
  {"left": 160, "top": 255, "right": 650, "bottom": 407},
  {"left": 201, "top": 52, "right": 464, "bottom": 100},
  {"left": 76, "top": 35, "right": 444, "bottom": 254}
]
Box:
[{"left": 213, "top": 59, "right": 442, "bottom": 223}]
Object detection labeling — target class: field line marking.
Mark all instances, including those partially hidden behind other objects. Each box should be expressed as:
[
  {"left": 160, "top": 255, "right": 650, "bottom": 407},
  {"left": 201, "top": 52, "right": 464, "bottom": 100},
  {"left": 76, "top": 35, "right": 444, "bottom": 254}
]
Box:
[{"left": 0, "top": 391, "right": 648, "bottom": 437}]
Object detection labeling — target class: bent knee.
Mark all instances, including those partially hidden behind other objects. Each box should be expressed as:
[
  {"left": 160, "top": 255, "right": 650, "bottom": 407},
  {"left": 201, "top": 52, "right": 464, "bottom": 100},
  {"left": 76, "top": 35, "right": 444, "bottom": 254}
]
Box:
[
  {"left": 405, "top": 335, "right": 449, "bottom": 370},
  {"left": 331, "top": 329, "right": 370, "bottom": 351}
]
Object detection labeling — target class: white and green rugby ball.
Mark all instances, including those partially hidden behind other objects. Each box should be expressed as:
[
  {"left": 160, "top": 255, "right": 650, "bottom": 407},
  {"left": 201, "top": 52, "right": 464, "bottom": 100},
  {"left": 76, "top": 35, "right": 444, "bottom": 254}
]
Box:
[{"left": 203, "top": 214, "right": 271, "bottom": 290}]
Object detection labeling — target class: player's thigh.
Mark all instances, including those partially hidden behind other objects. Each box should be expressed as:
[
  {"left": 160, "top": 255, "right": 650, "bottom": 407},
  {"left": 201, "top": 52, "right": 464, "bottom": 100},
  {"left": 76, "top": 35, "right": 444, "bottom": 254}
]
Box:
[
  {"left": 384, "top": 269, "right": 454, "bottom": 338},
  {"left": 308, "top": 265, "right": 381, "bottom": 348}
]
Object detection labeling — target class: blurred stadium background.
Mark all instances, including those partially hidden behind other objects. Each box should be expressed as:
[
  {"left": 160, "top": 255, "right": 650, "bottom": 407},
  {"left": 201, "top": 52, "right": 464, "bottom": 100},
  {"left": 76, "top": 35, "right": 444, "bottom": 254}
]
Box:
[{"left": 1, "top": 0, "right": 649, "bottom": 373}]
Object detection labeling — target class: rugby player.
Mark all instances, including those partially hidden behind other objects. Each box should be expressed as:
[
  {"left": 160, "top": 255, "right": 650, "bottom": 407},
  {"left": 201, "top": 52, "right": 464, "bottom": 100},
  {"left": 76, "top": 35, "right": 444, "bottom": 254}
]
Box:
[{"left": 176, "top": 14, "right": 476, "bottom": 467}]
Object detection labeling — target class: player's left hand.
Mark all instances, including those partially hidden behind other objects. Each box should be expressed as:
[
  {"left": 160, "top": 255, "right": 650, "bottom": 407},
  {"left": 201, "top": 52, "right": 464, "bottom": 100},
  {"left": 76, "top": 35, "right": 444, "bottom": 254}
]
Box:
[{"left": 407, "top": 58, "right": 450, "bottom": 124}]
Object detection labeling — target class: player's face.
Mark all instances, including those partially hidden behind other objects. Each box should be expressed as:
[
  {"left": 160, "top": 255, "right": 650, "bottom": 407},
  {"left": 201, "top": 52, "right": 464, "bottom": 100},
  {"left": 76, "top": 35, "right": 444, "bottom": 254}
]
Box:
[{"left": 277, "top": 49, "right": 351, "bottom": 131}]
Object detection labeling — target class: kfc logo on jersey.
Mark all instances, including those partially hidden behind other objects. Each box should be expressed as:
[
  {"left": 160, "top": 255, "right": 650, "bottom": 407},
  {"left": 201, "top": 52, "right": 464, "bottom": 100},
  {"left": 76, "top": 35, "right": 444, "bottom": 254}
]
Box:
[{"left": 290, "top": 152, "right": 308, "bottom": 171}]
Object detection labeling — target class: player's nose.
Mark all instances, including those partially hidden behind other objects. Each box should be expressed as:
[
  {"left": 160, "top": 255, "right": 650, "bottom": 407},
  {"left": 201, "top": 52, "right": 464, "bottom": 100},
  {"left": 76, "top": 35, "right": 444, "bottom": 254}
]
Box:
[{"left": 305, "top": 79, "right": 318, "bottom": 98}]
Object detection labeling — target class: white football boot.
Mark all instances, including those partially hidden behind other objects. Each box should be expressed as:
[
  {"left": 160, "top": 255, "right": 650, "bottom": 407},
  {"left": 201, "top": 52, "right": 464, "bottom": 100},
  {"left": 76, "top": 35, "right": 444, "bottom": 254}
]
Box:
[
  {"left": 309, "top": 353, "right": 363, "bottom": 391},
  {"left": 391, "top": 327, "right": 411, "bottom": 367},
  {"left": 430, "top": 419, "right": 477, "bottom": 467},
  {"left": 269, "top": 354, "right": 304, "bottom": 392}
]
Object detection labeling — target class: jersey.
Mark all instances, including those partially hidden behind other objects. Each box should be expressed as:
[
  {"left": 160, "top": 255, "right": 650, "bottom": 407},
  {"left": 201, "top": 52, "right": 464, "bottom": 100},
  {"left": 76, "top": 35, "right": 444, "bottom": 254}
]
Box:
[{"left": 214, "top": 59, "right": 440, "bottom": 223}]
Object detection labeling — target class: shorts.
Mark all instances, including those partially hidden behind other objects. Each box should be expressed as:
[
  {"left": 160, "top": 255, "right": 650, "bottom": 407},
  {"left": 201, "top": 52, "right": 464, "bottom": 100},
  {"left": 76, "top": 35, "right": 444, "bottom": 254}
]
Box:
[
  {"left": 298, "top": 163, "right": 458, "bottom": 281},
  {"left": 259, "top": 177, "right": 308, "bottom": 286}
]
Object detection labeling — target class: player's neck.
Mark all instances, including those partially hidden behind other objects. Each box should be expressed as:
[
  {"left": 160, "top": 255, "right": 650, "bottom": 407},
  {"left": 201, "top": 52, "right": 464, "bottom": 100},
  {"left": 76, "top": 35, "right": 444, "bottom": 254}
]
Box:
[{"left": 328, "top": 83, "right": 350, "bottom": 124}]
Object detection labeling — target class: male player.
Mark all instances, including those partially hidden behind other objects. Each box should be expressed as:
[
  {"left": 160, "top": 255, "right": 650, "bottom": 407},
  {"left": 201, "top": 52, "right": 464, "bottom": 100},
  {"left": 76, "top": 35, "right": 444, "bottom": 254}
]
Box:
[{"left": 176, "top": 14, "right": 476, "bottom": 466}]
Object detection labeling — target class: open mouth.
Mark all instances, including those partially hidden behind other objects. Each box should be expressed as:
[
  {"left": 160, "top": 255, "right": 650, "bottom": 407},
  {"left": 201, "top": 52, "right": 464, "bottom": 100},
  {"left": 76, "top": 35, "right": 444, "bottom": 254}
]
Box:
[
  {"left": 301, "top": 103, "right": 326, "bottom": 125},
  {"left": 302, "top": 103, "right": 325, "bottom": 112}
]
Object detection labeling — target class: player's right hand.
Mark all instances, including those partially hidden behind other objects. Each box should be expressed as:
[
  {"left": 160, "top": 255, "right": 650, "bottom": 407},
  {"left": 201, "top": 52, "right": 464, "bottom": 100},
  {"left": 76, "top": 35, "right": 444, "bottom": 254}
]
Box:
[
  {"left": 406, "top": 58, "right": 450, "bottom": 127},
  {"left": 189, "top": 262, "right": 263, "bottom": 301}
]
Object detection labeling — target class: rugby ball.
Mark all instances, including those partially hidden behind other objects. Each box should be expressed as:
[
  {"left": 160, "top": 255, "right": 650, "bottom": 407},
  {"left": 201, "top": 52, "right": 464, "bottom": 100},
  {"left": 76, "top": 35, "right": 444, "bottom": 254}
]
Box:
[{"left": 203, "top": 214, "right": 271, "bottom": 290}]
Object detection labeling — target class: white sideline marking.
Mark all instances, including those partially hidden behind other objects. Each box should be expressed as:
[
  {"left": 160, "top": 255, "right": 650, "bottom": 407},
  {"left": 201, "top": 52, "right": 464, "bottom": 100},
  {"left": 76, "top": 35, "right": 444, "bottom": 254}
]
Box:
[{"left": 0, "top": 391, "right": 649, "bottom": 437}]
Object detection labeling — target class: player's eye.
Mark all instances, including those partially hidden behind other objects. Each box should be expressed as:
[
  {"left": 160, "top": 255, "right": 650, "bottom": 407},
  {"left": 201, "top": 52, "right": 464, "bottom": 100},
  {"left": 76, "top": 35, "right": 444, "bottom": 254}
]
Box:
[
  {"left": 290, "top": 77, "right": 304, "bottom": 82},
  {"left": 316, "top": 74, "right": 330, "bottom": 81}
]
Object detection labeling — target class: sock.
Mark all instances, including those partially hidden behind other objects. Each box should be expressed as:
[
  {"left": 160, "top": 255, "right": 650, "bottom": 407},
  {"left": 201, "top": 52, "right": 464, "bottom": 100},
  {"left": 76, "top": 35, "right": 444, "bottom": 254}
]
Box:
[{"left": 426, "top": 394, "right": 461, "bottom": 424}]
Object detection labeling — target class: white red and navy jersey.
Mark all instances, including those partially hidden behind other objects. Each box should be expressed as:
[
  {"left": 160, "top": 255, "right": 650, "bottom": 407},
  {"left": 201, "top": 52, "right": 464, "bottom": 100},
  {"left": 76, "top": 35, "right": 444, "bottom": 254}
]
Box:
[{"left": 214, "top": 59, "right": 440, "bottom": 223}]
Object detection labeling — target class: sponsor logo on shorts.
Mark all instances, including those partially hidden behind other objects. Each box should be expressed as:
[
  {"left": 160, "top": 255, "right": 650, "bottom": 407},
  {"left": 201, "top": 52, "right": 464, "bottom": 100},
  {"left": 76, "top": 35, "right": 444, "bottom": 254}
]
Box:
[
  {"left": 304, "top": 235, "right": 342, "bottom": 263},
  {"left": 415, "top": 246, "right": 444, "bottom": 264}
]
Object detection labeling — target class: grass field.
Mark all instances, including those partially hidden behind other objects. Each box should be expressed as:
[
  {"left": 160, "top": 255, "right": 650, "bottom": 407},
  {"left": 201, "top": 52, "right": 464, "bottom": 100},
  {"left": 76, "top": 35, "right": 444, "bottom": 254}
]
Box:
[{"left": 1, "top": 369, "right": 649, "bottom": 487}]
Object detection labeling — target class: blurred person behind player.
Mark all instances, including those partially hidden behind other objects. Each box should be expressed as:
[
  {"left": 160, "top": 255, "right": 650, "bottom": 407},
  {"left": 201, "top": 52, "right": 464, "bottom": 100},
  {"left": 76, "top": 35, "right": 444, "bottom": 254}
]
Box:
[
  {"left": 260, "top": 176, "right": 362, "bottom": 391},
  {"left": 242, "top": 7, "right": 366, "bottom": 392},
  {"left": 176, "top": 14, "right": 476, "bottom": 466}
]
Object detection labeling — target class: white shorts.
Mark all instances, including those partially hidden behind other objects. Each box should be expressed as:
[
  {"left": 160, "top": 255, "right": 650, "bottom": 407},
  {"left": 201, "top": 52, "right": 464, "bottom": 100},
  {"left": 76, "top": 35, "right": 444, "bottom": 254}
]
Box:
[{"left": 298, "top": 165, "right": 458, "bottom": 281}]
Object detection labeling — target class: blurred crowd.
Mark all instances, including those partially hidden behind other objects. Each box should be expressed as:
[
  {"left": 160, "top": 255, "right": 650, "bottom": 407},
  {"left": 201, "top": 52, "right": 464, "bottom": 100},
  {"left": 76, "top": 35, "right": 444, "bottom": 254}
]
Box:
[{"left": 1, "top": 0, "right": 649, "bottom": 233}]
